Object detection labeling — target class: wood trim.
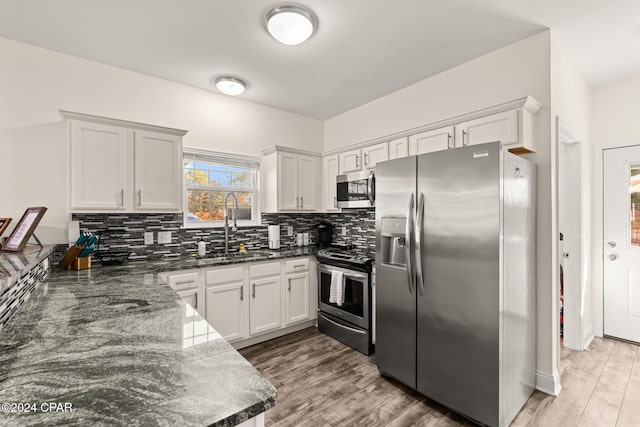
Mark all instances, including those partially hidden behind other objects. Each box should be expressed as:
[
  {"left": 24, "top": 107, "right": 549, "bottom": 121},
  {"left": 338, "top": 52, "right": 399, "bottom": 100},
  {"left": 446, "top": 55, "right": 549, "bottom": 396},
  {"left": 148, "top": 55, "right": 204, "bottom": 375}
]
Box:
[
  {"left": 60, "top": 110, "right": 188, "bottom": 136},
  {"left": 261, "top": 145, "right": 321, "bottom": 157},
  {"left": 323, "top": 95, "right": 542, "bottom": 156},
  {"left": 536, "top": 368, "right": 562, "bottom": 396}
]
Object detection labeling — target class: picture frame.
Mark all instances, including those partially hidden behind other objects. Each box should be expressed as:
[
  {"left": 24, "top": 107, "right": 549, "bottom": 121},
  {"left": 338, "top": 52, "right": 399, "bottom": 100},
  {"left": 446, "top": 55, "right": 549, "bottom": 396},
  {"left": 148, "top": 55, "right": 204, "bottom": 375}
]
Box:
[
  {"left": 0, "top": 218, "right": 11, "bottom": 239},
  {"left": 1, "top": 207, "right": 47, "bottom": 252}
]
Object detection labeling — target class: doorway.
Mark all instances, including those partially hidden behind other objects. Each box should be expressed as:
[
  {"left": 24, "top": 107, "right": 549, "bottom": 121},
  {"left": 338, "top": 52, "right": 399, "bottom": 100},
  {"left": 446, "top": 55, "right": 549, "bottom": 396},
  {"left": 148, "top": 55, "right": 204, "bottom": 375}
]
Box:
[
  {"left": 557, "top": 118, "right": 585, "bottom": 351},
  {"left": 602, "top": 144, "right": 640, "bottom": 343}
]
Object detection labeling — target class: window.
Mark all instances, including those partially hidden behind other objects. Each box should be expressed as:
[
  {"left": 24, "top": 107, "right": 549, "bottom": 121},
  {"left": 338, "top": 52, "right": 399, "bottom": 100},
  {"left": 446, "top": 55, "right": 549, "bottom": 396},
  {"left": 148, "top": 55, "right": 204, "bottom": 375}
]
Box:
[{"left": 183, "top": 149, "right": 260, "bottom": 226}]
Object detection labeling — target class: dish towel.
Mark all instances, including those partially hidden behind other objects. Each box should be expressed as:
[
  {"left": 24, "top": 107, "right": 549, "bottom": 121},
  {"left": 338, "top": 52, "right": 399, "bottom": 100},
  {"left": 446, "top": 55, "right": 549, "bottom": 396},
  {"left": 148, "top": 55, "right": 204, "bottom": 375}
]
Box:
[{"left": 329, "top": 270, "right": 344, "bottom": 306}]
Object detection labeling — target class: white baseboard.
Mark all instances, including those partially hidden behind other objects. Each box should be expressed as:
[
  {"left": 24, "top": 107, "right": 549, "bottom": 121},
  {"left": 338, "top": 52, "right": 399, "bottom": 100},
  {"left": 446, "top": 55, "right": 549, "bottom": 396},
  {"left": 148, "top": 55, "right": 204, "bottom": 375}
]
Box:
[
  {"left": 231, "top": 320, "right": 316, "bottom": 350},
  {"left": 582, "top": 323, "right": 596, "bottom": 350},
  {"left": 536, "top": 369, "right": 562, "bottom": 396}
]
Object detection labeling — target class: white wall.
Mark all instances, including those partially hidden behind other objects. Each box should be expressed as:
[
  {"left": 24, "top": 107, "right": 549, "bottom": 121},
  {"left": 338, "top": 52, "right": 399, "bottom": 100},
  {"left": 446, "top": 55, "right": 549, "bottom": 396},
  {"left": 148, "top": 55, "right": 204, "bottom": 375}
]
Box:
[
  {"left": 551, "top": 36, "right": 594, "bottom": 353},
  {"left": 324, "top": 31, "right": 557, "bottom": 388},
  {"left": 0, "top": 37, "right": 323, "bottom": 244}
]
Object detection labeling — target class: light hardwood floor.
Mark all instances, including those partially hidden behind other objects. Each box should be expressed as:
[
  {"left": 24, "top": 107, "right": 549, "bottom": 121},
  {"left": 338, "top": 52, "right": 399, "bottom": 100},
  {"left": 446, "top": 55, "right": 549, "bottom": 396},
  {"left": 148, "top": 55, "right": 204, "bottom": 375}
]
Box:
[{"left": 239, "top": 328, "right": 640, "bottom": 426}]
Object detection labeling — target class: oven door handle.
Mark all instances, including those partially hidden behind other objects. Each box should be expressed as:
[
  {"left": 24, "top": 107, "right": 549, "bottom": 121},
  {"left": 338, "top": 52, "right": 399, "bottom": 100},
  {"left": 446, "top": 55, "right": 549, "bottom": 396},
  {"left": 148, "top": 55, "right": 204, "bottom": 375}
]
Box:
[
  {"left": 318, "top": 265, "right": 368, "bottom": 281},
  {"left": 319, "top": 313, "right": 366, "bottom": 335}
]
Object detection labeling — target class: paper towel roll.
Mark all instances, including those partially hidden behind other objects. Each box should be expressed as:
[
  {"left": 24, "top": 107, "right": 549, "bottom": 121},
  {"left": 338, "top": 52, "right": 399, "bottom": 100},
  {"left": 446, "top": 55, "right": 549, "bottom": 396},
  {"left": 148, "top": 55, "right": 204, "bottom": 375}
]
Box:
[{"left": 268, "top": 225, "right": 280, "bottom": 249}]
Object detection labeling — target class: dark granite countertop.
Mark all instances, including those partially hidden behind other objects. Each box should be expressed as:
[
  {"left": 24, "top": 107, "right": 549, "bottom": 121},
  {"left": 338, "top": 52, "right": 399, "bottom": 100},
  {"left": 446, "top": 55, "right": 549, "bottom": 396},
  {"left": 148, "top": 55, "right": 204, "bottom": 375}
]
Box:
[
  {"left": 0, "top": 247, "right": 320, "bottom": 426},
  {"left": 0, "top": 245, "right": 56, "bottom": 290}
]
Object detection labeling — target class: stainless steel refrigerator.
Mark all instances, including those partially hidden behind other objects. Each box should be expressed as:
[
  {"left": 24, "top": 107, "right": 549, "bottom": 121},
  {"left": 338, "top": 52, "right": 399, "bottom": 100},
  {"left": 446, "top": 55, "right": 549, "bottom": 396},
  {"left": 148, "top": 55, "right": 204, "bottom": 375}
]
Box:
[{"left": 375, "top": 142, "right": 536, "bottom": 427}]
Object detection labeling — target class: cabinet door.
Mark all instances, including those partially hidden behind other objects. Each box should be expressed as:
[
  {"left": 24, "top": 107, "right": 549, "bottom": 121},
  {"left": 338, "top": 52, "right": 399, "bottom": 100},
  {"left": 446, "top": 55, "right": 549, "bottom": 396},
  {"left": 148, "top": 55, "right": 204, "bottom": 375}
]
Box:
[
  {"left": 278, "top": 152, "right": 300, "bottom": 210},
  {"left": 389, "top": 137, "right": 409, "bottom": 160},
  {"left": 455, "top": 110, "right": 518, "bottom": 148},
  {"left": 249, "top": 276, "right": 282, "bottom": 336},
  {"left": 134, "top": 130, "right": 182, "bottom": 211},
  {"left": 285, "top": 272, "right": 310, "bottom": 325},
  {"left": 205, "top": 282, "right": 246, "bottom": 342},
  {"left": 298, "top": 155, "right": 318, "bottom": 211},
  {"left": 70, "top": 121, "right": 128, "bottom": 210},
  {"left": 323, "top": 155, "right": 340, "bottom": 211},
  {"left": 409, "top": 126, "right": 453, "bottom": 155},
  {"left": 363, "top": 142, "right": 389, "bottom": 169},
  {"left": 176, "top": 288, "right": 199, "bottom": 311},
  {"left": 339, "top": 149, "right": 362, "bottom": 173}
]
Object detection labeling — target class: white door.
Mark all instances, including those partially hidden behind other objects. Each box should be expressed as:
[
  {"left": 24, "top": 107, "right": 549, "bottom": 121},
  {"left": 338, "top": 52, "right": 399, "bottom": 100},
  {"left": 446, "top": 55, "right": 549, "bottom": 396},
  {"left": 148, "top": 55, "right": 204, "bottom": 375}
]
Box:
[
  {"left": 389, "top": 137, "right": 409, "bottom": 160},
  {"left": 134, "top": 130, "right": 182, "bottom": 211},
  {"left": 249, "top": 276, "right": 281, "bottom": 335},
  {"left": 285, "top": 272, "right": 310, "bottom": 325},
  {"left": 205, "top": 282, "right": 246, "bottom": 342},
  {"left": 323, "top": 155, "right": 340, "bottom": 211},
  {"left": 409, "top": 126, "right": 453, "bottom": 155},
  {"left": 604, "top": 144, "right": 640, "bottom": 343},
  {"left": 278, "top": 152, "right": 299, "bottom": 210},
  {"left": 69, "top": 121, "right": 128, "bottom": 210},
  {"left": 363, "top": 142, "right": 389, "bottom": 169},
  {"left": 455, "top": 110, "right": 518, "bottom": 148},
  {"left": 298, "top": 155, "right": 318, "bottom": 211},
  {"left": 339, "top": 149, "right": 362, "bottom": 173}
]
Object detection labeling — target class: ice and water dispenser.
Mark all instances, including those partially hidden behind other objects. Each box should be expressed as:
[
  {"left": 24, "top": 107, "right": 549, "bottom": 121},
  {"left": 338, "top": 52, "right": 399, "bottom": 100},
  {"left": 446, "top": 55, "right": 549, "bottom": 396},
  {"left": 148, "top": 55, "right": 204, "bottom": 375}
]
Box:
[{"left": 379, "top": 217, "right": 408, "bottom": 267}]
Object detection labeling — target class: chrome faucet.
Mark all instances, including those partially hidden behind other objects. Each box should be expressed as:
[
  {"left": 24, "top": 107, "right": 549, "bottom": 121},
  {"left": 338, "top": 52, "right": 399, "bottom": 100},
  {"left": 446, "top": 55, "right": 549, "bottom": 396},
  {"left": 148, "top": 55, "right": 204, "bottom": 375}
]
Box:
[{"left": 224, "top": 192, "right": 238, "bottom": 255}]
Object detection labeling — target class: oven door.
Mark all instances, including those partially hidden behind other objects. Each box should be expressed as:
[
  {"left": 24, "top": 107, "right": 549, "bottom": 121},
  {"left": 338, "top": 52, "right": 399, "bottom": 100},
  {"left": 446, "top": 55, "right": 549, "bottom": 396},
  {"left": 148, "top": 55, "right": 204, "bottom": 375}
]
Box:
[{"left": 318, "top": 264, "right": 370, "bottom": 329}]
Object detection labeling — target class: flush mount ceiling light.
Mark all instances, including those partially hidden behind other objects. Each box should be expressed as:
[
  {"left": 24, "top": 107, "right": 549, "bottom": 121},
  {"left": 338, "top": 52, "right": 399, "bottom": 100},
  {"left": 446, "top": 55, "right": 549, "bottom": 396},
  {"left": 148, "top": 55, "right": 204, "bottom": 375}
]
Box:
[
  {"left": 266, "top": 4, "right": 317, "bottom": 45},
  {"left": 214, "top": 76, "right": 246, "bottom": 96}
]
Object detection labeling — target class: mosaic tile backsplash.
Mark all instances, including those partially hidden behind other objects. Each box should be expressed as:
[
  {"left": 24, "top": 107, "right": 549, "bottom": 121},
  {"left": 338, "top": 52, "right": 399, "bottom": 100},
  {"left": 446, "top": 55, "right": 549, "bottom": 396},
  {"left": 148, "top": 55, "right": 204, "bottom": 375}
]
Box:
[{"left": 72, "top": 209, "right": 375, "bottom": 261}]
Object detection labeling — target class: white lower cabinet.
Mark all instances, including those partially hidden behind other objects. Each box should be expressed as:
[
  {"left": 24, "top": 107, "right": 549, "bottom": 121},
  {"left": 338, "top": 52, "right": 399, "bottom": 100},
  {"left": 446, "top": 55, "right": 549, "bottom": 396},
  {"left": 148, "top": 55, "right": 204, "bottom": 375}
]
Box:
[
  {"left": 163, "top": 257, "right": 317, "bottom": 349},
  {"left": 249, "top": 275, "right": 282, "bottom": 335},
  {"left": 205, "top": 282, "right": 246, "bottom": 342}
]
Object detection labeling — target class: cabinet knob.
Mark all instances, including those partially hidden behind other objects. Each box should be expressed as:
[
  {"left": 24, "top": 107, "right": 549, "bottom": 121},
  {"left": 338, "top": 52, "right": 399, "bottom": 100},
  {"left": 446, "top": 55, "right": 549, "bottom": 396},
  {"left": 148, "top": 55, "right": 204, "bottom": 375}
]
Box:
[
  {"left": 252, "top": 283, "right": 256, "bottom": 298},
  {"left": 194, "top": 292, "right": 198, "bottom": 310},
  {"left": 300, "top": 196, "right": 304, "bottom": 209},
  {"left": 288, "top": 278, "right": 291, "bottom": 291},
  {"left": 240, "top": 286, "right": 244, "bottom": 301},
  {"left": 462, "top": 130, "right": 467, "bottom": 146}
]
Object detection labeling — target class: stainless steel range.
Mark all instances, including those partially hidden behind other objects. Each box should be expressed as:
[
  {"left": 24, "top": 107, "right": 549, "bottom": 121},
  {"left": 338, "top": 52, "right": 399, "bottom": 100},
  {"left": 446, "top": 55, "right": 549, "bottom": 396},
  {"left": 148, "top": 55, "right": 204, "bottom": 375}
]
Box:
[{"left": 316, "top": 246, "right": 373, "bottom": 355}]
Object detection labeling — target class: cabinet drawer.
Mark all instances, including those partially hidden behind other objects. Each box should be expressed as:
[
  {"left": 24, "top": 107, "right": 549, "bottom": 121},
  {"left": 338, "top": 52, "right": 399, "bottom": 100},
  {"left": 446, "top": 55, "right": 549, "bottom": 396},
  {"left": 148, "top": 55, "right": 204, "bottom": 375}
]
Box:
[
  {"left": 285, "top": 258, "right": 309, "bottom": 273},
  {"left": 206, "top": 266, "right": 244, "bottom": 285},
  {"left": 250, "top": 261, "right": 281, "bottom": 278},
  {"left": 167, "top": 272, "right": 200, "bottom": 291}
]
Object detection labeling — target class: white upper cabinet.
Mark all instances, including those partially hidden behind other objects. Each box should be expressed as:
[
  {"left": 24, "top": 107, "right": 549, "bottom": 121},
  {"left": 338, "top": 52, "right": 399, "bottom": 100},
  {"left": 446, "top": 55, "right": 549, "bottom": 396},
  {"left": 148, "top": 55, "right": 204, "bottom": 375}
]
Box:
[
  {"left": 63, "top": 111, "right": 186, "bottom": 212},
  {"left": 322, "top": 155, "right": 340, "bottom": 212},
  {"left": 134, "top": 130, "right": 182, "bottom": 211},
  {"left": 409, "top": 126, "right": 454, "bottom": 155},
  {"left": 455, "top": 110, "right": 517, "bottom": 148},
  {"left": 339, "top": 148, "right": 362, "bottom": 173},
  {"left": 453, "top": 96, "right": 541, "bottom": 154},
  {"left": 362, "top": 142, "right": 388, "bottom": 169},
  {"left": 261, "top": 146, "right": 320, "bottom": 212},
  {"left": 69, "top": 120, "right": 128, "bottom": 210},
  {"left": 388, "top": 137, "right": 409, "bottom": 160},
  {"left": 339, "top": 142, "right": 388, "bottom": 173}
]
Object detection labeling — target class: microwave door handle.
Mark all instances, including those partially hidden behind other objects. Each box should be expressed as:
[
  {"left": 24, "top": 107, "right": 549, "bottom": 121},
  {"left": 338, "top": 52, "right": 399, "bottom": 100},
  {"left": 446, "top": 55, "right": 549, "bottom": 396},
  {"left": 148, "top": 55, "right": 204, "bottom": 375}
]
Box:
[
  {"left": 415, "top": 193, "right": 425, "bottom": 297},
  {"left": 368, "top": 172, "right": 375, "bottom": 206},
  {"left": 406, "top": 193, "right": 415, "bottom": 294}
]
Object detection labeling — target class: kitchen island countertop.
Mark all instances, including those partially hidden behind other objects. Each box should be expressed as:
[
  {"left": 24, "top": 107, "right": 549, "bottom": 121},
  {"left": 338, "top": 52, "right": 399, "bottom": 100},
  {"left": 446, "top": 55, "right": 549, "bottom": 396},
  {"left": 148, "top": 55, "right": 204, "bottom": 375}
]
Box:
[{"left": 0, "top": 248, "right": 322, "bottom": 426}]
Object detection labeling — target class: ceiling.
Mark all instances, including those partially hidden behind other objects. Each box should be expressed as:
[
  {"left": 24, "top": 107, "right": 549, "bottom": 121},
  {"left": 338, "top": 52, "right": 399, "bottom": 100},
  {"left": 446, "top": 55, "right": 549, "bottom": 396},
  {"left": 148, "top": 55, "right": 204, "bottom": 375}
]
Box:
[{"left": 2, "top": 1, "right": 640, "bottom": 119}]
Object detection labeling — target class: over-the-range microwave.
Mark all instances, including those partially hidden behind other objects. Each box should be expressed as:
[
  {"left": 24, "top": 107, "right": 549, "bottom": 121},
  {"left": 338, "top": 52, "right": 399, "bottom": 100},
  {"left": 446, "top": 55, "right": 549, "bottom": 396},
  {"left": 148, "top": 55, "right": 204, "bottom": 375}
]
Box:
[{"left": 336, "top": 170, "right": 375, "bottom": 208}]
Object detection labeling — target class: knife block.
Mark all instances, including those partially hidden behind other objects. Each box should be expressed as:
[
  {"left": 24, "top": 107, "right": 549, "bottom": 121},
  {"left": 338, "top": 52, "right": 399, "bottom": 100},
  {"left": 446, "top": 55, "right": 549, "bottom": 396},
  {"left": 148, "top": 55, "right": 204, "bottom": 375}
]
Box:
[{"left": 58, "top": 246, "right": 91, "bottom": 270}]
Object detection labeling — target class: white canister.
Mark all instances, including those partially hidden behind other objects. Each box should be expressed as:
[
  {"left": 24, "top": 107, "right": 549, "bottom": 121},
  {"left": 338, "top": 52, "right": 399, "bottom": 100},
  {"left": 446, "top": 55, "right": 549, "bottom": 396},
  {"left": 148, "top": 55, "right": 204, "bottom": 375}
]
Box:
[
  {"left": 303, "top": 232, "right": 309, "bottom": 246},
  {"left": 268, "top": 225, "right": 280, "bottom": 249},
  {"left": 296, "top": 233, "right": 303, "bottom": 247},
  {"left": 197, "top": 241, "right": 206, "bottom": 257}
]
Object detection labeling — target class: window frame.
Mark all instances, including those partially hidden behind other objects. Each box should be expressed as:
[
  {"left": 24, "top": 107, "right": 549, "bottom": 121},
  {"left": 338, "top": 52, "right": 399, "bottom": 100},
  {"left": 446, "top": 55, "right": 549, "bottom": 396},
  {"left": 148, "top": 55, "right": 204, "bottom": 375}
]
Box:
[{"left": 182, "top": 149, "right": 260, "bottom": 228}]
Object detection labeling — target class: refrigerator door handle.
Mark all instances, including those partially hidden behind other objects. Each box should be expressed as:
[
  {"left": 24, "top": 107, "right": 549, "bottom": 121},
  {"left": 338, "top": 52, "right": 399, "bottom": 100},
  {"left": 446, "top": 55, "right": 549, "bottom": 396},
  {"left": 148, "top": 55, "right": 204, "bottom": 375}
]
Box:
[
  {"left": 367, "top": 171, "right": 375, "bottom": 206},
  {"left": 415, "top": 192, "right": 425, "bottom": 296},
  {"left": 406, "top": 193, "right": 415, "bottom": 294}
]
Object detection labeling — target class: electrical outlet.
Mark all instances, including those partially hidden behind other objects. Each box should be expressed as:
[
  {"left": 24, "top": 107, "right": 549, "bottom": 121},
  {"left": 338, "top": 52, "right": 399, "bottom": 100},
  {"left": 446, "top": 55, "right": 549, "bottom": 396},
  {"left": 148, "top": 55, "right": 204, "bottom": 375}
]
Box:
[
  {"left": 144, "top": 232, "right": 154, "bottom": 245},
  {"left": 342, "top": 226, "right": 347, "bottom": 236},
  {"left": 157, "top": 231, "right": 172, "bottom": 244},
  {"left": 287, "top": 226, "right": 293, "bottom": 236}
]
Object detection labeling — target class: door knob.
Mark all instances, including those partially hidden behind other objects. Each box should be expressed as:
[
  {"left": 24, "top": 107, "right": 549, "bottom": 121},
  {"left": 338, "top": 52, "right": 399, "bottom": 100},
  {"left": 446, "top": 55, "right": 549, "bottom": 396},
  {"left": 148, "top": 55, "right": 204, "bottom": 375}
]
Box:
[
  {"left": 607, "top": 241, "right": 616, "bottom": 248},
  {"left": 608, "top": 254, "right": 618, "bottom": 261}
]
